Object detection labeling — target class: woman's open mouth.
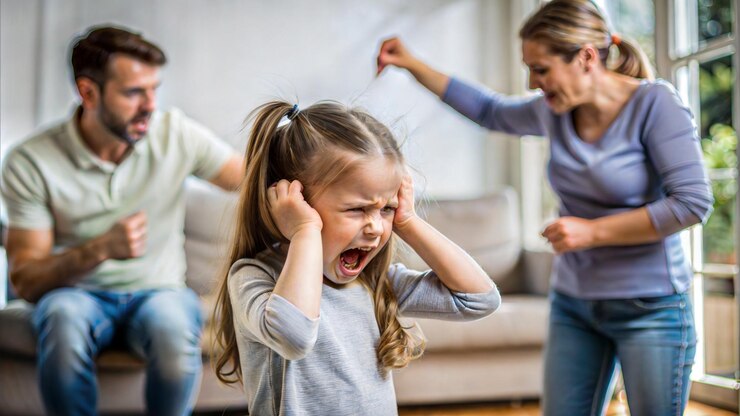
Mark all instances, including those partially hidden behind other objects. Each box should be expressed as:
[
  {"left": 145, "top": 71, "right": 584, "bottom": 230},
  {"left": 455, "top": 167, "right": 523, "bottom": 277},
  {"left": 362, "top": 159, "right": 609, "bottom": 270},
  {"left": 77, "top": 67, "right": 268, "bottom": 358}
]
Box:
[{"left": 338, "top": 247, "right": 373, "bottom": 277}]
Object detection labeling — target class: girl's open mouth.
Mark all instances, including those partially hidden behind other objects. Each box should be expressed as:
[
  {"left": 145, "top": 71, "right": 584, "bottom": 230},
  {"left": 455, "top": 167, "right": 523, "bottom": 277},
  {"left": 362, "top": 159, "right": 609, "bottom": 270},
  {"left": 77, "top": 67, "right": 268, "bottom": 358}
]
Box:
[{"left": 338, "top": 247, "right": 373, "bottom": 276}]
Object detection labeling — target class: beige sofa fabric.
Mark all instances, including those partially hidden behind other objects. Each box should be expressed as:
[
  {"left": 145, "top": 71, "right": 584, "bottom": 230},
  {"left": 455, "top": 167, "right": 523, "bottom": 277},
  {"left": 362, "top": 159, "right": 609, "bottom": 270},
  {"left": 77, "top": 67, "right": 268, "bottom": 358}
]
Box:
[
  {"left": 393, "top": 189, "right": 551, "bottom": 404},
  {"left": 398, "top": 189, "right": 522, "bottom": 292}
]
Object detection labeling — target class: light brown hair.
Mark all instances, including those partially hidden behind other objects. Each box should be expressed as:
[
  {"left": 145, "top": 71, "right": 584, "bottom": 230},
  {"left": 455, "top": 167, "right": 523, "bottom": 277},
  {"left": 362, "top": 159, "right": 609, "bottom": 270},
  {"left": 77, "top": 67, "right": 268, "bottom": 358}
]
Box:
[
  {"left": 519, "top": 0, "right": 654, "bottom": 79},
  {"left": 212, "top": 101, "right": 424, "bottom": 384}
]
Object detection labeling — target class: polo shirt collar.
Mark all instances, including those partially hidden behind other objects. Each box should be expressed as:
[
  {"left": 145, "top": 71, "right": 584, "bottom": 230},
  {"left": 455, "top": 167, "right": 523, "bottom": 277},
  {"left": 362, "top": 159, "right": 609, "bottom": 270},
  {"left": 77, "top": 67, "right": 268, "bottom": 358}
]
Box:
[{"left": 64, "top": 107, "right": 145, "bottom": 172}]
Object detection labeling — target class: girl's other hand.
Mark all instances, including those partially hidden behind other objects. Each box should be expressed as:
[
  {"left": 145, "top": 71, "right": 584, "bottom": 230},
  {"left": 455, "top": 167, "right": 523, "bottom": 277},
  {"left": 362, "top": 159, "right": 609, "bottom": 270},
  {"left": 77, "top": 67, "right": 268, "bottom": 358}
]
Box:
[
  {"left": 394, "top": 175, "right": 416, "bottom": 230},
  {"left": 376, "top": 37, "right": 415, "bottom": 75},
  {"left": 541, "top": 216, "right": 597, "bottom": 253},
  {"left": 267, "top": 180, "right": 323, "bottom": 240}
]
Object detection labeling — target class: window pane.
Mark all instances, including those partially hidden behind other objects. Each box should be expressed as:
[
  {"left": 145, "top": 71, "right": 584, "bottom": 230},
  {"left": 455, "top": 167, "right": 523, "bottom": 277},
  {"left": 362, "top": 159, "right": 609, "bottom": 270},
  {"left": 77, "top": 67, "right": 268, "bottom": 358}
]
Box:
[
  {"left": 698, "top": 0, "right": 734, "bottom": 43},
  {"left": 703, "top": 175, "right": 736, "bottom": 264},
  {"left": 604, "top": 0, "right": 656, "bottom": 67},
  {"left": 697, "top": 53, "right": 737, "bottom": 381},
  {"left": 704, "top": 275, "right": 738, "bottom": 379},
  {"left": 699, "top": 55, "right": 734, "bottom": 136},
  {"left": 700, "top": 55, "right": 735, "bottom": 265}
]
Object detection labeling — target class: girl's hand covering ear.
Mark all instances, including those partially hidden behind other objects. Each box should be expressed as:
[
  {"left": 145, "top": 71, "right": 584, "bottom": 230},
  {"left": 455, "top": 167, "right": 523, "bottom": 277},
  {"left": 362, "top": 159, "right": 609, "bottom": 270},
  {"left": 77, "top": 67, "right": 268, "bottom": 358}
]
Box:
[
  {"left": 393, "top": 175, "right": 416, "bottom": 230},
  {"left": 267, "top": 180, "right": 323, "bottom": 240}
]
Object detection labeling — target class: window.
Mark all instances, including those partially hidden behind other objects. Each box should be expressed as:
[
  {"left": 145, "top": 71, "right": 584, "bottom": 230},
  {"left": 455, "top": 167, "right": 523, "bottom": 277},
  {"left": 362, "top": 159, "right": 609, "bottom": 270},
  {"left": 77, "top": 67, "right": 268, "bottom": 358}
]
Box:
[{"left": 657, "top": 0, "right": 738, "bottom": 408}]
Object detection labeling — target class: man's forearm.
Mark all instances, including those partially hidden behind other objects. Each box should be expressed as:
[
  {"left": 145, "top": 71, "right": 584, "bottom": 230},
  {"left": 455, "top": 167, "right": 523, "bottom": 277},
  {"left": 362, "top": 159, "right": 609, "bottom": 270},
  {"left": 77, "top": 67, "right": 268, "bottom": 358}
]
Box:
[{"left": 11, "top": 238, "right": 108, "bottom": 302}]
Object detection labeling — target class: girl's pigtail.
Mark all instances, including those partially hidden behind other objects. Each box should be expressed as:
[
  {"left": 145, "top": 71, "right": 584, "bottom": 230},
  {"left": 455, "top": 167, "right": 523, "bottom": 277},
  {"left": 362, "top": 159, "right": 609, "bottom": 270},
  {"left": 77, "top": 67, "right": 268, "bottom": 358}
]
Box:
[
  {"left": 212, "top": 101, "right": 297, "bottom": 385},
  {"left": 243, "top": 102, "right": 299, "bottom": 253}
]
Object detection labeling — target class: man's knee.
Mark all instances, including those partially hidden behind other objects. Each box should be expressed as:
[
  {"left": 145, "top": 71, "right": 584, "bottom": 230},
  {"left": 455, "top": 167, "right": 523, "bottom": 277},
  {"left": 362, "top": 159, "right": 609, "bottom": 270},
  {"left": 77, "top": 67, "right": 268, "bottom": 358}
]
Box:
[
  {"left": 139, "top": 289, "right": 203, "bottom": 334},
  {"left": 33, "top": 289, "right": 105, "bottom": 366},
  {"left": 145, "top": 321, "right": 202, "bottom": 382},
  {"left": 132, "top": 290, "right": 203, "bottom": 377},
  {"left": 33, "top": 289, "right": 99, "bottom": 335}
]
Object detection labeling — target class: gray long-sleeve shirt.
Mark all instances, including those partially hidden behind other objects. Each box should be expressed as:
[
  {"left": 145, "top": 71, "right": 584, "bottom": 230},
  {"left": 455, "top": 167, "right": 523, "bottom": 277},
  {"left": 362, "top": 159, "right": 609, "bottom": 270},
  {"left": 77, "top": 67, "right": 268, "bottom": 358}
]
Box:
[
  {"left": 228, "top": 249, "right": 500, "bottom": 415},
  {"left": 443, "top": 77, "right": 713, "bottom": 299}
]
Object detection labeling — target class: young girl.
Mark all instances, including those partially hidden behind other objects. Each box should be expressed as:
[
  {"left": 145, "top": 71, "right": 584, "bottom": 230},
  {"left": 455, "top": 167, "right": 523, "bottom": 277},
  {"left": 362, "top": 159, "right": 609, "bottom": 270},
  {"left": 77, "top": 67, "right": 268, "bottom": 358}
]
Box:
[{"left": 212, "top": 101, "right": 500, "bottom": 415}]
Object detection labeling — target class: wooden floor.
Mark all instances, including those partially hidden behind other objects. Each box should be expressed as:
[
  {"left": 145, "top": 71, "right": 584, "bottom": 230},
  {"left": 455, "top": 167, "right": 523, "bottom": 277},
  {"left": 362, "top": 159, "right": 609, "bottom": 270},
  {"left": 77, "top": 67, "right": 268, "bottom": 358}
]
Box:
[
  {"left": 398, "top": 400, "right": 735, "bottom": 416},
  {"left": 202, "top": 399, "right": 734, "bottom": 415}
]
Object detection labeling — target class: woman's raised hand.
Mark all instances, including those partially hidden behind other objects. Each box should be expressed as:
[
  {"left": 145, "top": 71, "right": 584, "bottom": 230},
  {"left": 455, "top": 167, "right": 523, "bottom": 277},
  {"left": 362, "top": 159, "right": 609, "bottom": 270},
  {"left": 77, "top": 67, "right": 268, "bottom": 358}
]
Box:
[
  {"left": 267, "top": 180, "right": 323, "bottom": 241},
  {"left": 375, "top": 37, "right": 450, "bottom": 98},
  {"left": 376, "top": 37, "right": 416, "bottom": 75}
]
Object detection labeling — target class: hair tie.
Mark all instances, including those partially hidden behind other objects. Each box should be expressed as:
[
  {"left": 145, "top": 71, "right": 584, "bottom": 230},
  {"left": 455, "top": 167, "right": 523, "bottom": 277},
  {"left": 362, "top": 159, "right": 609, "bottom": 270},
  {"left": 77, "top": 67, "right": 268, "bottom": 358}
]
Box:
[
  {"left": 286, "top": 104, "right": 300, "bottom": 121},
  {"left": 611, "top": 33, "right": 622, "bottom": 46}
]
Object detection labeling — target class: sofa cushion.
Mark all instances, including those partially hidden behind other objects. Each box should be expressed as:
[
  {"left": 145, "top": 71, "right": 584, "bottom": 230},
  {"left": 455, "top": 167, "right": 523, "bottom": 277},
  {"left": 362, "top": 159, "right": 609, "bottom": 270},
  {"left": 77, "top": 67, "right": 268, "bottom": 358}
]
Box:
[
  {"left": 183, "top": 179, "right": 238, "bottom": 297},
  {"left": 414, "top": 295, "right": 549, "bottom": 352},
  {"left": 396, "top": 188, "right": 521, "bottom": 292},
  {"left": 0, "top": 298, "right": 221, "bottom": 362},
  {"left": 0, "top": 299, "right": 35, "bottom": 358},
  {"left": 184, "top": 182, "right": 524, "bottom": 294}
]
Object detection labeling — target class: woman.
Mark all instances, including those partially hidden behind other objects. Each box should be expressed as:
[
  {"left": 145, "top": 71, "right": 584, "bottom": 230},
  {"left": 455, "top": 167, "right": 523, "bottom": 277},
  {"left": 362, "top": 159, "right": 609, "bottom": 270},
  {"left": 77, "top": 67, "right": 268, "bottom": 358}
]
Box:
[{"left": 375, "top": 1, "right": 713, "bottom": 415}]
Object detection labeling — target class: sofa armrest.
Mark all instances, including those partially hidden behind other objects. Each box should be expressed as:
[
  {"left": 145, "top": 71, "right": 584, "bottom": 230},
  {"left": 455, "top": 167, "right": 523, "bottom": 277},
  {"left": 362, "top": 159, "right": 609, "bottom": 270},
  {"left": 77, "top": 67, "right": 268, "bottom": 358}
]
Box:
[{"left": 519, "top": 248, "right": 553, "bottom": 296}]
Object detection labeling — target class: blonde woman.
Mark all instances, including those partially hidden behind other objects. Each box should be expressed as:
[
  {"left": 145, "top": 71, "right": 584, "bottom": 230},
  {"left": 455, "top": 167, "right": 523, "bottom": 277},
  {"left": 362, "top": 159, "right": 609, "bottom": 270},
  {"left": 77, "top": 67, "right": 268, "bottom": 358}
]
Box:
[{"left": 376, "top": 1, "right": 712, "bottom": 415}]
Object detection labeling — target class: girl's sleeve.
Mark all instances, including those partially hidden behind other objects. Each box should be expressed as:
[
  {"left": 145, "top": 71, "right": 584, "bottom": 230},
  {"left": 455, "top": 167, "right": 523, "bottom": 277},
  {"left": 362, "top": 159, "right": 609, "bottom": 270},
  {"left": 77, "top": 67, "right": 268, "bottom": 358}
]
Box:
[
  {"left": 227, "top": 259, "right": 320, "bottom": 360},
  {"left": 389, "top": 263, "right": 501, "bottom": 321},
  {"left": 442, "top": 77, "right": 548, "bottom": 136},
  {"left": 642, "top": 82, "right": 714, "bottom": 236}
]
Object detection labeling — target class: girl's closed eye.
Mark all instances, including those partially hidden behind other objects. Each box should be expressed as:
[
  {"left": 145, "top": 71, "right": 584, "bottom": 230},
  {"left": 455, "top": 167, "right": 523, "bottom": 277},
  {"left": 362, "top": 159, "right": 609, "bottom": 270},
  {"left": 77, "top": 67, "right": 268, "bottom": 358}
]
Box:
[{"left": 382, "top": 206, "right": 397, "bottom": 215}]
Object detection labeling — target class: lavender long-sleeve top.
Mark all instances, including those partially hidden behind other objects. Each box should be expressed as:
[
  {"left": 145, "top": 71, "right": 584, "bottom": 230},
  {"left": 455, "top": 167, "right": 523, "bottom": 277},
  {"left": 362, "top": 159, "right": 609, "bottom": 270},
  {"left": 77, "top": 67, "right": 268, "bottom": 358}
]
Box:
[{"left": 443, "top": 77, "right": 713, "bottom": 299}]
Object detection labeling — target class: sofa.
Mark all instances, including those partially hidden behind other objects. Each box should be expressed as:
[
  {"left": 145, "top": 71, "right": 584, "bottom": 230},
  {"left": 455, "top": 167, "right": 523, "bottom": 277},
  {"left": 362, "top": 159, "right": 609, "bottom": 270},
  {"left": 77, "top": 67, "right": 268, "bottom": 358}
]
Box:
[
  {"left": 0, "top": 180, "right": 552, "bottom": 414},
  {"left": 394, "top": 189, "right": 552, "bottom": 404}
]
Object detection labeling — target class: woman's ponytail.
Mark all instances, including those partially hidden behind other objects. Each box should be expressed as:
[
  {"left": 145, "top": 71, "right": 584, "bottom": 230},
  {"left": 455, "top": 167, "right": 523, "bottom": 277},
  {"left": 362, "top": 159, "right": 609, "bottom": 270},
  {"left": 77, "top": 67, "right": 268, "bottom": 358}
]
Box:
[{"left": 612, "top": 37, "right": 655, "bottom": 80}]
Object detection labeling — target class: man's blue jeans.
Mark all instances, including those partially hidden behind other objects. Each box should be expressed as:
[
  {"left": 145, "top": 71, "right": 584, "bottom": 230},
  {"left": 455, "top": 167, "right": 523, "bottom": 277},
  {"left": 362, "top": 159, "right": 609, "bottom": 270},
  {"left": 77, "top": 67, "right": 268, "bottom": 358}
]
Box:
[
  {"left": 32, "top": 287, "right": 203, "bottom": 416},
  {"left": 543, "top": 290, "right": 696, "bottom": 416}
]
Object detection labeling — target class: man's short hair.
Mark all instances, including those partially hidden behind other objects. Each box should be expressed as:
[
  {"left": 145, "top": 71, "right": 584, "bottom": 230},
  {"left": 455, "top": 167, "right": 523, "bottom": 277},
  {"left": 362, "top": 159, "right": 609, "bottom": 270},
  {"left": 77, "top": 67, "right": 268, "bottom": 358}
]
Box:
[{"left": 70, "top": 25, "right": 166, "bottom": 86}]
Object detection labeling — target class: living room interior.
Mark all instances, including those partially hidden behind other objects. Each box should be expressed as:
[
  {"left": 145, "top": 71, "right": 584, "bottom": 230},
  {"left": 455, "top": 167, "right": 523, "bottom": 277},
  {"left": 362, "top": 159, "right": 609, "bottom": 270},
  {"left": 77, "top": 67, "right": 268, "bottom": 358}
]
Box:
[{"left": 0, "top": 0, "right": 738, "bottom": 415}]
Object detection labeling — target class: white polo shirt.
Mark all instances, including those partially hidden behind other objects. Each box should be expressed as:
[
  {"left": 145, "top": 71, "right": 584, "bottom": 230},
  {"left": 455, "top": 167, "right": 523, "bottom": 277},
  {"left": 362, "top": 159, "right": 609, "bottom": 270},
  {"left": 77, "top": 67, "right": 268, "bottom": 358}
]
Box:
[{"left": 1, "top": 107, "right": 234, "bottom": 291}]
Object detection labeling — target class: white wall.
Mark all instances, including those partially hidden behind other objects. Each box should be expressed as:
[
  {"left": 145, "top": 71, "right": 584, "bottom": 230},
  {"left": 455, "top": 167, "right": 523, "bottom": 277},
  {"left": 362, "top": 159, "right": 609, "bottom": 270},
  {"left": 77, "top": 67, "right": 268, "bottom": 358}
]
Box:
[
  {"left": 0, "top": 0, "right": 517, "bottom": 198},
  {"left": 1, "top": 0, "right": 41, "bottom": 152}
]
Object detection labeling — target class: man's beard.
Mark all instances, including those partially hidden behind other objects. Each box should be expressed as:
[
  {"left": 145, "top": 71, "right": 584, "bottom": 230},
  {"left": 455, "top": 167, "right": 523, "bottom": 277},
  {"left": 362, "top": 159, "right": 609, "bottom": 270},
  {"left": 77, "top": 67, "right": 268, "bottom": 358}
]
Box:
[{"left": 98, "top": 101, "right": 151, "bottom": 147}]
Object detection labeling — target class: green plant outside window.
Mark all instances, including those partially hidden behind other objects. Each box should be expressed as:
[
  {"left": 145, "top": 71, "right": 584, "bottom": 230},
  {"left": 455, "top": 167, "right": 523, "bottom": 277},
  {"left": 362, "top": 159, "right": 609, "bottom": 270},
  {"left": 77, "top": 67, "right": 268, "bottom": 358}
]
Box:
[{"left": 699, "top": 55, "right": 736, "bottom": 265}]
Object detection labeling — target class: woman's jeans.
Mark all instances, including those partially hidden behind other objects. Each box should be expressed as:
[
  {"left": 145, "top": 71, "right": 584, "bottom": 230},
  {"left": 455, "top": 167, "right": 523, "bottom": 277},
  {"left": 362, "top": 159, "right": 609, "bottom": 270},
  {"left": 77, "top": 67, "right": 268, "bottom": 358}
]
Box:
[
  {"left": 31, "top": 287, "right": 203, "bottom": 416},
  {"left": 543, "top": 290, "right": 696, "bottom": 416}
]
